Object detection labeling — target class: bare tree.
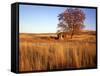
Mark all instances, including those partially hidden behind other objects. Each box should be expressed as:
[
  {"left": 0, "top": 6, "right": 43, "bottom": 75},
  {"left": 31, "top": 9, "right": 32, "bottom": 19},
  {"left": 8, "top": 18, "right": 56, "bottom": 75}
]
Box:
[{"left": 57, "top": 8, "right": 85, "bottom": 38}]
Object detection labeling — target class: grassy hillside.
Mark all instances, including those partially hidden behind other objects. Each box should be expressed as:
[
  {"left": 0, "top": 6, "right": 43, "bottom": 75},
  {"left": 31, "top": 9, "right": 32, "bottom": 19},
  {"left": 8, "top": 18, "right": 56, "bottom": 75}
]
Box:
[{"left": 19, "top": 30, "right": 96, "bottom": 72}]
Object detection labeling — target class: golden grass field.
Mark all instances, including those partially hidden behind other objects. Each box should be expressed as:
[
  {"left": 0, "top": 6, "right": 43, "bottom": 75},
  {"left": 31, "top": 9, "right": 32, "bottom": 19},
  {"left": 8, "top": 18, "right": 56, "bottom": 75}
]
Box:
[{"left": 19, "top": 30, "right": 96, "bottom": 72}]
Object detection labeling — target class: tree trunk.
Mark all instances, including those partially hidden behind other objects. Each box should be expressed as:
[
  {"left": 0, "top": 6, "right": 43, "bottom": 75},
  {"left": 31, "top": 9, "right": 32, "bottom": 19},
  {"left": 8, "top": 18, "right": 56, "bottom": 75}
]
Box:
[{"left": 71, "top": 31, "right": 74, "bottom": 39}]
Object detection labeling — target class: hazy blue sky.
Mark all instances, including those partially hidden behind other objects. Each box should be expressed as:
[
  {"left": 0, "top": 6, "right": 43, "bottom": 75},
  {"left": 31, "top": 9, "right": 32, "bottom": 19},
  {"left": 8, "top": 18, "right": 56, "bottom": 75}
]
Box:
[{"left": 19, "top": 4, "right": 96, "bottom": 33}]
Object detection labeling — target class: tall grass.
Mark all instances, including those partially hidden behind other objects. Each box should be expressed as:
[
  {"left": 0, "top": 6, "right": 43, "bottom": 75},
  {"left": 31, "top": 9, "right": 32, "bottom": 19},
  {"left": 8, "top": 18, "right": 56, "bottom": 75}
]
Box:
[{"left": 19, "top": 39, "right": 96, "bottom": 72}]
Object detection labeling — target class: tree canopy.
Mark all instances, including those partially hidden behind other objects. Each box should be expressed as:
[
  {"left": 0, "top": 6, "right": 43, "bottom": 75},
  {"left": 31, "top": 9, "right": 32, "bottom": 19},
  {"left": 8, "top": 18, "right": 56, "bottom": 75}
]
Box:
[{"left": 57, "top": 8, "right": 86, "bottom": 38}]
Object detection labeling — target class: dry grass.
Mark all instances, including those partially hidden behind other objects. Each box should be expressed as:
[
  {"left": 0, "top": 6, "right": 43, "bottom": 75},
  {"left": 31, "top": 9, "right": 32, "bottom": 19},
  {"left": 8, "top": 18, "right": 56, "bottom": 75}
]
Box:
[{"left": 19, "top": 31, "right": 96, "bottom": 72}]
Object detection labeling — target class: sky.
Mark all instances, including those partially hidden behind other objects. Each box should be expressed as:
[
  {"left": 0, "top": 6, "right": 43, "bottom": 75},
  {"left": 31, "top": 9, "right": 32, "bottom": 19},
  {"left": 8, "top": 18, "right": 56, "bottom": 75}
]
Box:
[{"left": 19, "top": 4, "right": 96, "bottom": 33}]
